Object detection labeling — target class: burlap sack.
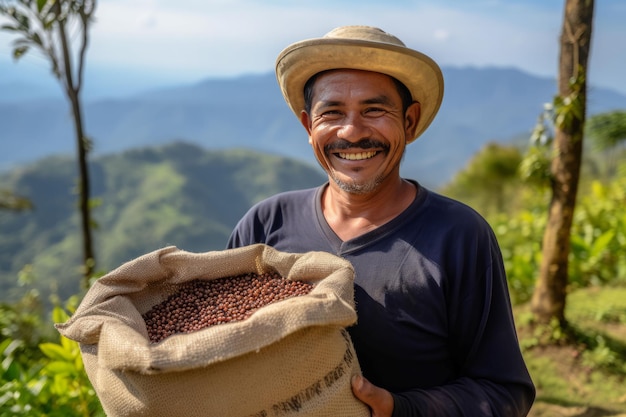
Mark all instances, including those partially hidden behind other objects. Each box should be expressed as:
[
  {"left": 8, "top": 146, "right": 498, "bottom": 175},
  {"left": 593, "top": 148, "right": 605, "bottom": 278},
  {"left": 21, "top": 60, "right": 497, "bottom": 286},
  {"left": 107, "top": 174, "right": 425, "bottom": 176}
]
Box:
[{"left": 56, "top": 244, "right": 369, "bottom": 417}]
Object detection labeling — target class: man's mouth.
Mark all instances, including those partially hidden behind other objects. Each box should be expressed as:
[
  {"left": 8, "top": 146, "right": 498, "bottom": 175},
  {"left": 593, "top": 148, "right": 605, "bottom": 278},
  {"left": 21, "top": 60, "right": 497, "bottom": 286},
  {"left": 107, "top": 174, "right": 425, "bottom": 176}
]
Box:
[{"left": 337, "top": 151, "right": 378, "bottom": 161}]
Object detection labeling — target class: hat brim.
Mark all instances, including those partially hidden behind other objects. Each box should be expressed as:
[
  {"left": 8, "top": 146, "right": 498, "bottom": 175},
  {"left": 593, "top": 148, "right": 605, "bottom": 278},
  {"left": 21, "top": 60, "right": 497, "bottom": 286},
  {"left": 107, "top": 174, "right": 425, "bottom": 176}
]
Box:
[{"left": 276, "top": 37, "right": 444, "bottom": 143}]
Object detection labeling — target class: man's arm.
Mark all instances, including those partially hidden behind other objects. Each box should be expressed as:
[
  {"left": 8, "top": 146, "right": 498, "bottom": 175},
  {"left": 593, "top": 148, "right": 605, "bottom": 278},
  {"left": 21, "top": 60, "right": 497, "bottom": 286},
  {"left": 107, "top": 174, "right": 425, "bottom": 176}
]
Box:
[{"left": 355, "top": 230, "right": 535, "bottom": 417}]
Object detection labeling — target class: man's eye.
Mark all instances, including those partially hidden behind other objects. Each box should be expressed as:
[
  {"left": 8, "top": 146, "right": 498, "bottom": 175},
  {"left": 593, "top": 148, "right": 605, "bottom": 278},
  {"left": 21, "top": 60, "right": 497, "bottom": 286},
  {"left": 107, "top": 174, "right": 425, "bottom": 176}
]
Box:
[{"left": 365, "top": 108, "right": 386, "bottom": 116}]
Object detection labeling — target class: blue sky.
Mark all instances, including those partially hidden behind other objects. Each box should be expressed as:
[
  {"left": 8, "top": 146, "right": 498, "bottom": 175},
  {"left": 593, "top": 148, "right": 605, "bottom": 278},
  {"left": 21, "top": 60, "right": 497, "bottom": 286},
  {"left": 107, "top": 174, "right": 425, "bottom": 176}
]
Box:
[{"left": 1, "top": 0, "right": 625, "bottom": 98}]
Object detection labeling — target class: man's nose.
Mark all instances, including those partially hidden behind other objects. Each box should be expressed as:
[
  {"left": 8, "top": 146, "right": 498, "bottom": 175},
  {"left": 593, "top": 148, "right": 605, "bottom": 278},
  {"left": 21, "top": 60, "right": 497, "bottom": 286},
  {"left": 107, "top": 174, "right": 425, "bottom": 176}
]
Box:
[{"left": 337, "top": 114, "right": 372, "bottom": 141}]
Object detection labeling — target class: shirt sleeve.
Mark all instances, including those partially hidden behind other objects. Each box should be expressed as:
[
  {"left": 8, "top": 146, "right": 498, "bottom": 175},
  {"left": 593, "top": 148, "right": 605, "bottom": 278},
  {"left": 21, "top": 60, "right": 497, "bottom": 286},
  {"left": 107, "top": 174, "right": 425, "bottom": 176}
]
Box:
[{"left": 390, "top": 231, "right": 535, "bottom": 417}]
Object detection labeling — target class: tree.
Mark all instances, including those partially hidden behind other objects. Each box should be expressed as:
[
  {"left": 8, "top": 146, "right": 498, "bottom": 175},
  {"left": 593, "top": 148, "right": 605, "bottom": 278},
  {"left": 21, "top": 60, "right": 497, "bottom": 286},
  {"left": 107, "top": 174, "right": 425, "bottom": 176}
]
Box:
[
  {"left": 586, "top": 111, "right": 626, "bottom": 149},
  {"left": 0, "top": 0, "right": 97, "bottom": 285},
  {"left": 441, "top": 142, "right": 523, "bottom": 217},
  {"left": 586, "top": 110, "right": 626, "bottom": 178},
  {"left": 0, "top": 189, "right": 32, "bottom": 211},
  {"left": 530, "top": 0, "right": 595, "bottom": 326}
]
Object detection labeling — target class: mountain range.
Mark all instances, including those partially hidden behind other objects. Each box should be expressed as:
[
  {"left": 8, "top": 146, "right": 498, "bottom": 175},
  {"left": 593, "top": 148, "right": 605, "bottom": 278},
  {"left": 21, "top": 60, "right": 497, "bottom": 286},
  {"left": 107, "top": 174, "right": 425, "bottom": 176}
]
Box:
[
  {"left": 2, "top": 66, "right": 626, "bottom": 188},
  {"left": 0, "top": 144, "right": 327, "bottom": 302}
]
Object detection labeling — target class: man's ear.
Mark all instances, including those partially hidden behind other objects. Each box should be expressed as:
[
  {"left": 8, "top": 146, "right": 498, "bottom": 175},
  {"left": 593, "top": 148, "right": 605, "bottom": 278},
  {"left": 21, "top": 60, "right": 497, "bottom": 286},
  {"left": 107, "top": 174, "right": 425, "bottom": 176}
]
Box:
[
  {"left": 405, "top": 101, "right": 421, "bottom": 140},
  {"left": 300, "top": 110, "right": 313, "bottom": 145}
]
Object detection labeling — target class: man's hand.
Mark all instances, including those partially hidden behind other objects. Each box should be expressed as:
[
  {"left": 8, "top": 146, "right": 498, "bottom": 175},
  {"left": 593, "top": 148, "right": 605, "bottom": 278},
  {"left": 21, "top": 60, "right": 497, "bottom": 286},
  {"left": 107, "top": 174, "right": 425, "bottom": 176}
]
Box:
[{"left": 351, "top": 375, "right": 394, "bottom": 417}]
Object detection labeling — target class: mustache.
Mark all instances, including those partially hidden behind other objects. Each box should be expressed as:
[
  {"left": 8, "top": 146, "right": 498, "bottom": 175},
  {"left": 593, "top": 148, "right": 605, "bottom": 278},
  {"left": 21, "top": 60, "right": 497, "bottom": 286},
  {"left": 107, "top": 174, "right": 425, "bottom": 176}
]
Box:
[{"left": 324, "top": 139, "right": 389, "bottom": 153}]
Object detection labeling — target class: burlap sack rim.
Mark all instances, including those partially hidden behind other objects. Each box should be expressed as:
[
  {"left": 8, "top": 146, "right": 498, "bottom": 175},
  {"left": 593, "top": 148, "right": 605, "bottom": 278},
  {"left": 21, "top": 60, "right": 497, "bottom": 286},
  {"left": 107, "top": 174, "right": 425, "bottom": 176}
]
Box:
[{"left": 56, "top": 244, "right": 358, "bottom": 374}]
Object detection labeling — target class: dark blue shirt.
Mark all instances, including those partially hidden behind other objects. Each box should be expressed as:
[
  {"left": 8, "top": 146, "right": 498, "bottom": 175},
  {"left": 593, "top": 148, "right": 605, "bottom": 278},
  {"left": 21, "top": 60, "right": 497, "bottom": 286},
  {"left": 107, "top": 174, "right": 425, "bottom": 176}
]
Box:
[{"left": 228, "top": 181, "right": 535, "bottom": 416}]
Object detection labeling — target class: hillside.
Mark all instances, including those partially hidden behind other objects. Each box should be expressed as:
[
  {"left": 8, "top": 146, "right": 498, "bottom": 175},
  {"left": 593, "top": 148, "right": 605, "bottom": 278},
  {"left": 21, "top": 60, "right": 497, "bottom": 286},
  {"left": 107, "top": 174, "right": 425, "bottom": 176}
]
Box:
[
  {"left": 2, "top": 67, "right": 626, "bottom": 187},
  {"left": 0, "top": 143, "right": 327, "bottom": 302}
]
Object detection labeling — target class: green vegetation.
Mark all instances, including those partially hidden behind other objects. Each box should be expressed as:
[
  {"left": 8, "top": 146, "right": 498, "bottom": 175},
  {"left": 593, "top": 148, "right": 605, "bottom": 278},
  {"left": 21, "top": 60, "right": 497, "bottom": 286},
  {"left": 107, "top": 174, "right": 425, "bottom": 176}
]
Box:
[
  {"left": 1, "top": 295, "right": 104, "bottom": 416},
  {"left": 490, "top": 177, "right": 626, "bottom": 305},
  {"left": 518, "top": 287, "right": 626, "bottom": 416}
]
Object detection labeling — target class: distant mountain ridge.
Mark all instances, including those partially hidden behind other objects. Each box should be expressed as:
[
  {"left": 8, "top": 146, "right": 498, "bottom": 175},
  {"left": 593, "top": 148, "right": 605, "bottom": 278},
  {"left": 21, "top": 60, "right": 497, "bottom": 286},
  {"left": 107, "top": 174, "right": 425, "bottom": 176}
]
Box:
[{"left": 1, "top": 66, "right": 626, "bottom": 187}]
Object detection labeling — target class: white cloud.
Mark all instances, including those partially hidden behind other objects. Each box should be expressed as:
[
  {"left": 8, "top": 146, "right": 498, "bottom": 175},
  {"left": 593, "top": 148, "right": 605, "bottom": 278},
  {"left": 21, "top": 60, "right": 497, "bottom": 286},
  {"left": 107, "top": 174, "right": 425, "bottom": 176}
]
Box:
[
  {"left": 1, "top": 0, "right": 624, "bottom": 94},
  {"left": 433, "top": 29, "right": 451, "bottom": 42}
]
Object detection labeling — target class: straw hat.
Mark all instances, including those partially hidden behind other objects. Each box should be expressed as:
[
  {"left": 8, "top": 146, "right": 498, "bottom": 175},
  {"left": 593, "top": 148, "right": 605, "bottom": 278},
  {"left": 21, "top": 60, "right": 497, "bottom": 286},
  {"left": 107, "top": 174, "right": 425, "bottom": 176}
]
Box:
[{"left": 275, "top": 25, "right": 444, "bottom": 143}]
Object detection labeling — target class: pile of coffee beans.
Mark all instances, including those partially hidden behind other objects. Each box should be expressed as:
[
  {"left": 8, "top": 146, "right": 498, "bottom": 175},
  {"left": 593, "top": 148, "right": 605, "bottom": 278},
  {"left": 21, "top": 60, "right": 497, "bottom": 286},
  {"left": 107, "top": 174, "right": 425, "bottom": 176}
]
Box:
[{"left": 142, "top": 272, "right": 313, "bottom": 343}]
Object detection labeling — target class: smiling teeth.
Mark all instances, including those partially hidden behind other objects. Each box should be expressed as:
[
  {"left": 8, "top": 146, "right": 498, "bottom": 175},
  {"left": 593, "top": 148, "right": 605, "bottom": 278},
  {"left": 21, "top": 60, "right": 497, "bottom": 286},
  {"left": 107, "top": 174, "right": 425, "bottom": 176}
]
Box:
[{"left": 338, "top": 151, "right": 377, "bottom": 160}]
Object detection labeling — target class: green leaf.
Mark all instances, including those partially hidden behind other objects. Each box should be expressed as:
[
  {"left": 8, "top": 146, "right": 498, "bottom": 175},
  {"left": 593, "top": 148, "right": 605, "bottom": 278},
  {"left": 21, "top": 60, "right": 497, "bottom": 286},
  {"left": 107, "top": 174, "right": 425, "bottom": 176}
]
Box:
[
  {"left": 60, "top": 334, "right": 78, "bottom": 355},
  {"left": 12, "top": 45, "right": 29, "bottom": 59},
  {"left": 49, "top": 373, "right": 71, "bottom": 395},
  {"left": 39, "top": 342, "right": 74, "bottom": 362},
  {"left": 52, "top": 306, "right": 69, "bottom": 324},
  {"left": 44, "top": 360, "right": 77, "bottom": 375},
  {"left": 0, "top": 24, "right": 23, "bottom": 32},
  {"left": 31, "top": 31, "right": 42, "bottom": 47},
  {"left": 1, "top": 339, "right": 23, "bottom": 358},
  {"left": 16, "top": 12, "right": 30, "bottom": 31},
  {"left": 36, "top": 0, "right": 47, "bottom": 13},
  {"left": 2, "top": 355, "right": 22, "bottom": 380},
  {"left": 570, "top": 234, "right": 588, "bottom": 255},
  {"left": 0, "top": 338, "right": 12, "bottom": 355},
  {"left": 74, "top": 354, "right": 84, "bottom": 372},
  {"left": 590, "top": 230, "right": 615, "bottom": 258}
]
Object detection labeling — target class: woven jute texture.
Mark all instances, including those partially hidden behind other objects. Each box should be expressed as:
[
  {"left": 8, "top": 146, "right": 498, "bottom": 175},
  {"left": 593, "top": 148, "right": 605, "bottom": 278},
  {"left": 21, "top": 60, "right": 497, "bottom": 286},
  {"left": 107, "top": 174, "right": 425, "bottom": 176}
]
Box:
[{"left": 56, "top": 244, "right": 369, "bottom": 417}]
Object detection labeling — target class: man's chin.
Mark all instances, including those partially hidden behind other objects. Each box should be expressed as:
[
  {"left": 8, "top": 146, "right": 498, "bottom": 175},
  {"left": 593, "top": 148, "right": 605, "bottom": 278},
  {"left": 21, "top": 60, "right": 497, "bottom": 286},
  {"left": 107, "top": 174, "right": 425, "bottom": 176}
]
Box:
[{"left": 332, "top": 176, "right": 383, "bottom": 195}]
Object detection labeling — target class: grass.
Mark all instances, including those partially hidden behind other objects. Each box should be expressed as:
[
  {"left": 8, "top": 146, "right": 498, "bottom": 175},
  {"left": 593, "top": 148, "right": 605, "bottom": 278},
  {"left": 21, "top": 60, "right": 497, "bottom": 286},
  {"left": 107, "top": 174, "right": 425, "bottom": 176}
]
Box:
[{"left": 516, "top": 287, "right": 626, "bottom": 416}]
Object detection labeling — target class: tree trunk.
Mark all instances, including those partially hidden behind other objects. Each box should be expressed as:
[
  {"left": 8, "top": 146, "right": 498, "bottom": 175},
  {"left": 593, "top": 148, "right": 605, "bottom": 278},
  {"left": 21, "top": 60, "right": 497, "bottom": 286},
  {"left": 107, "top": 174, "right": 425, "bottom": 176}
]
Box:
[
  {"left": 70, "top": 91, "right": 95, "bottom": 282},
  {"left": 56, "top": 6, "right": 95, "bottom": 284},
  {"left": 531, "top": 0, "right": 594, "bottom": 325}
]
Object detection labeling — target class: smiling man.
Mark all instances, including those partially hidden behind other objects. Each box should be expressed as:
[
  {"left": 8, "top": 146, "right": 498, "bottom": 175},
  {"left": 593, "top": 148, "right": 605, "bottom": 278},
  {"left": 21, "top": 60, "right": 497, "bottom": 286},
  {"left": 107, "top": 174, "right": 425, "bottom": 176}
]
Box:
[{"left": 227, "top": 26, "right": 535, "bottom": 416}]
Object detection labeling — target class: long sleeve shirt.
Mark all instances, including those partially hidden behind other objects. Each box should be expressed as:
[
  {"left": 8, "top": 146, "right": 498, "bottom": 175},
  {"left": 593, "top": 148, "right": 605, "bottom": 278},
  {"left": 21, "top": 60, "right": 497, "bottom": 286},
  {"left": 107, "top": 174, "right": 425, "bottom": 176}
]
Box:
[{"left": 227, "top": 181, "right": 535, "bottom": 416}]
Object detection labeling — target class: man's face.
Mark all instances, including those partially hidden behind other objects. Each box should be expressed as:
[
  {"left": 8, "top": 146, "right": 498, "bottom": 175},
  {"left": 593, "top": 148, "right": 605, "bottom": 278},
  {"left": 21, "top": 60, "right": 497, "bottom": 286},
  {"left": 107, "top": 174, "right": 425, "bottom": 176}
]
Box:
[{"left": 300, "top": 69, "right": 419, "bottom": 195}]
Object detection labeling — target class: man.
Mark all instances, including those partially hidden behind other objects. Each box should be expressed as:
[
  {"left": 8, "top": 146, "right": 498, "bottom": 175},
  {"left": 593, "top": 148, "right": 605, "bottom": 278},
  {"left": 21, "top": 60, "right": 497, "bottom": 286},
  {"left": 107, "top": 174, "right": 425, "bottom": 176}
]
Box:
[{"left": 227, "top": 26, "right": 535, "bottom": 416}]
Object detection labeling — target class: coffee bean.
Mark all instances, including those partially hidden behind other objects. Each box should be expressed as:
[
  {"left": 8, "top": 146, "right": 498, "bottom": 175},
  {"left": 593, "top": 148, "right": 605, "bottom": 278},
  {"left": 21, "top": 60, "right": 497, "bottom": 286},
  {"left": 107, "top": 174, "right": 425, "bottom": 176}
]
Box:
[{"left": 142, "top": 272, "right": 313, "bottom": 343}]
